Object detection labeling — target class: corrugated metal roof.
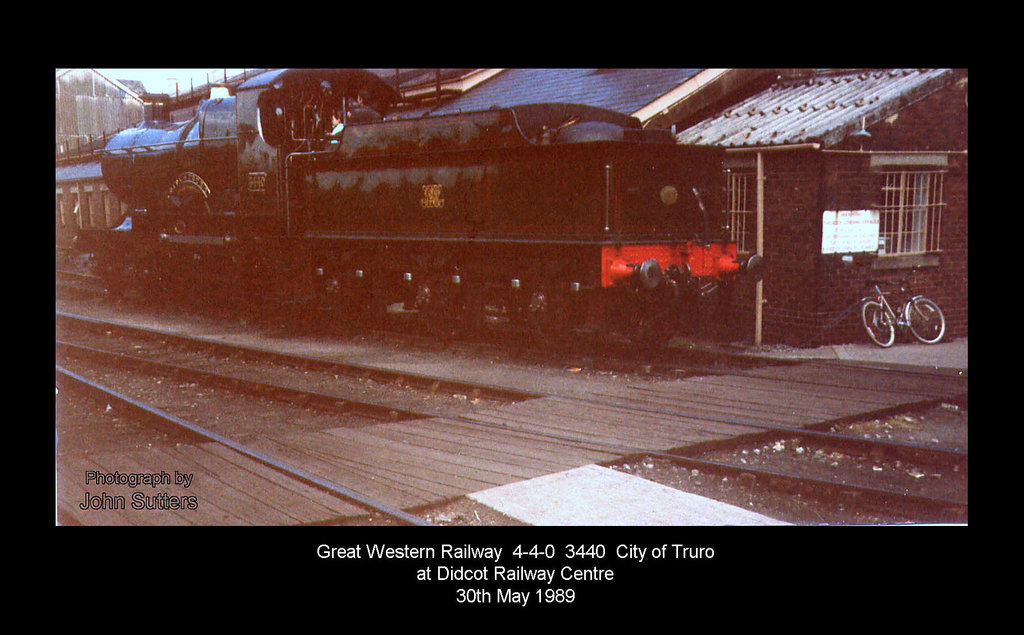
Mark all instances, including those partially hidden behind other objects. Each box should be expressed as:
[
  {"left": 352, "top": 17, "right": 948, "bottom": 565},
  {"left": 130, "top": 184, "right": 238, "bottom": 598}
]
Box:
[
  {"left": 676, "top": 69, "right": 955, "bottom": 148},
  {"left": 428, "top": 68, "right": 703, "bottom": 117}
]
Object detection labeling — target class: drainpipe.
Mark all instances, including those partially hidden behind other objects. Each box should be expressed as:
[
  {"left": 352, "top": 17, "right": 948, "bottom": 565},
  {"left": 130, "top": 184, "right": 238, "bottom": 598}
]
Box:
[{"left": 755, "top": 151, "right": 765, "bottom": 347}]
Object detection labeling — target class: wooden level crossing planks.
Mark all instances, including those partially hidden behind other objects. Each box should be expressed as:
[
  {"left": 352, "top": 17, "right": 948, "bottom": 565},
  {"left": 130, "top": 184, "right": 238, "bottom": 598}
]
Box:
[
  {"left": 57, "top": 359, "right": 969, "bottom": 525},
  {"left": 617, "top": 376, "right": 901, "bottom": 426},
  {"left": 596, "top": 360, "right": 968, "bottom": 433},
  {"left": 57, "top": 454, "right": 183, "bottom": 526},
  {"left": 194, "top": 443, "right": 365, "bottom": 520},
  {"left": 320, "top": 426, "right": 522, "bottom": 494},
  {"left": 581, "top": 385, "right": 829, "bottom": 428},
  {"left": 235, "top": 417, "right": 620, "bottom": 511},
  {"left": 366, "top": 418, "right": 614, "bottom": 474},
  {"left": 560, "top": 392, "right": 786, "bottom": 433},
  {"left": 741, "top": 360, "right": 968, "bottom": 400},
  {"left": 56, "top": 443, "right": 366, "bottom": 526},
  {"left": 167, "top": 444, "right": 363, "bottom": 523},
  {"left": 327, "top": 425, "right": 571, "bottom": 483},
  {"left": 245, "top": 432, "right": 445, "bottom": 510},
  {"left": 134, "top": 446, "right": 296, "bottom": 525},
  {"left": 461, "top": 397, "right": 753, "bottom": 453}
]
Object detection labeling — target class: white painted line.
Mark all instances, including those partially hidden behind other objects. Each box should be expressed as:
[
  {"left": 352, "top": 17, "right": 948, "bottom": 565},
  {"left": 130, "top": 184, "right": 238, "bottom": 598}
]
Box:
[{"left": 468, "top": 464, "right": 789, "bottom": 526}]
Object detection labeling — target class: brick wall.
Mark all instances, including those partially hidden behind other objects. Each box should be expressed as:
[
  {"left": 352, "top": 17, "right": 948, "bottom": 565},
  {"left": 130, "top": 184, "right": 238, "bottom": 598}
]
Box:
[{"left": 860, "top": 70, "right": 969, "bottom": 152}]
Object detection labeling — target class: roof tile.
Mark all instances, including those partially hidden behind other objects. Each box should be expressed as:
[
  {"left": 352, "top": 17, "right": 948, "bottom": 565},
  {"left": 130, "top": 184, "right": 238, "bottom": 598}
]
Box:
[{"left": 429, "top": 68, "right": 703, "bottom": 117}]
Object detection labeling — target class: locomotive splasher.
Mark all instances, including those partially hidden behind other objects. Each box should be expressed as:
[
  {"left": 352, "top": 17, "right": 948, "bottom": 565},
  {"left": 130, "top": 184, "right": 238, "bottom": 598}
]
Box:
[{"left": 82, "top": 69, "right": 760, "bottom": 347}]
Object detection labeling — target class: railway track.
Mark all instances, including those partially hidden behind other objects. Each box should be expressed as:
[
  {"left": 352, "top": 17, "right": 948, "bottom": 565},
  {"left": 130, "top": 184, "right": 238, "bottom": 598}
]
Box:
[
  {"left": 56, "top": 269, "right": 107, "bottom": 296},
  {"left": 56, "top": 365, "right": 430, "bottom": 526},
  {"left": 56, "top": 310, "right": 532, "bottom": 404},
  {"left": 56, "top": 310, "right": 966, "bottom": 461},
  {"left": 57, "top": 279, "right": 779, "bottom": 380},
  {"left": 56, "top": 313, "right": 534, "bottom": 526},
  {"left": 55, "top": 309, "right": 968, "bottom": 525}
]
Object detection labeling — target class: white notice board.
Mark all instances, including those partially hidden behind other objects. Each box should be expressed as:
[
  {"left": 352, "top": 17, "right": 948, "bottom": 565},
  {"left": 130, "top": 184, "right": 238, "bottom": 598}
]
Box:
[{"left": 821, "top": 210, "right": 879, "bottom": 254}]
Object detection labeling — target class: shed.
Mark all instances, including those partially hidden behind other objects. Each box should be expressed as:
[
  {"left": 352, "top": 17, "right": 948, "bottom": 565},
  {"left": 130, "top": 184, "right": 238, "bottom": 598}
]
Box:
[
  {"left": 56, "top": 69, "right": 145, "bottom": 158},
  {"left": 677, "top": 69, "right": 968, "bottom": 346}
]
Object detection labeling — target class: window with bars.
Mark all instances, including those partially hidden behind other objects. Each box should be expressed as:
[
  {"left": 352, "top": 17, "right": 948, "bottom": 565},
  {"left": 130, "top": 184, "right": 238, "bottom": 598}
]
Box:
[
  {"left": 877, "top": 169, "right": 945, "bottom": 256},
  {"left": 725, "top": 170, "right": 755, "bottom": 254}
]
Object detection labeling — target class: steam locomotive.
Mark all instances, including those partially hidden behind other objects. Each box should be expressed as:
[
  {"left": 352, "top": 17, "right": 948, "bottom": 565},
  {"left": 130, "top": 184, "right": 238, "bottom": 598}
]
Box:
[{"left": 78, "top": 68, "right": 761, "bottom": 346}]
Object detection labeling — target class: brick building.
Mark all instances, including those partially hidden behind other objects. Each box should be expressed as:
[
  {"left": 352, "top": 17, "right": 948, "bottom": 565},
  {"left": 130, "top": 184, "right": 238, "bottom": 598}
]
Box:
[{"left": 677, "top": 69, "right": 968, "bottom": 346}]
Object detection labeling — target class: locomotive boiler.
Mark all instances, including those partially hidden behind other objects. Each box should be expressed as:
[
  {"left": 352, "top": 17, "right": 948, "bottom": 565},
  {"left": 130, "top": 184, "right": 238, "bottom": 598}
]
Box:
[{"left": 81, "top": 68, "right": 761, "bottom": 346}]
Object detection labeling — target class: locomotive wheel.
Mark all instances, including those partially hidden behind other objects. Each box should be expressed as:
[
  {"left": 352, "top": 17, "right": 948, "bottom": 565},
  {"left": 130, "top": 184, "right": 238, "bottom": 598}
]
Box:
[
  {"left": 417, "top": 276, "right": 461, "bottom": 341},
  {"left": 525, "top": 286, "right": 569, "bottom": 345},
  {"left": 99, "top": 259, "right": 134, "bottom": 300},
  {"left": 626, "top": 289, "right": 674, "bottom": 351},
  {"left": 340, "top": 269, "right": 385, "bottom": 327},
  {"left": 358, "top": 286, "right": 388, "bottom": 326},
  {"left": 460, "top": 286, "right": 488, "bottom": 338},
  {"left": 631, "top": 312, "right": 672, "bottom": 350}
]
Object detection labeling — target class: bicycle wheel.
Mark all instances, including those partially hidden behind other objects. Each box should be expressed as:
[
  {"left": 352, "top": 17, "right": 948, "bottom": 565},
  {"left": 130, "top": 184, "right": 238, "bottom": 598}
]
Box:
[
  {"left": 861, "top": 300, "right": 895, "bottom": 347},
  {"left": 906, "top": 297, "right": 946, "bottom": 344}
]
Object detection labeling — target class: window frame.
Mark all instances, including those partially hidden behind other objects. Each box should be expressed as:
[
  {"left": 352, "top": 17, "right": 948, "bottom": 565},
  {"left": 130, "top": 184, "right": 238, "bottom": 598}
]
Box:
[
  {"left": 871, "top": 153, "right": 947, "bottom": 258},
  {"left": 724, "top": 165, "right": 756, "bottom": 255}
]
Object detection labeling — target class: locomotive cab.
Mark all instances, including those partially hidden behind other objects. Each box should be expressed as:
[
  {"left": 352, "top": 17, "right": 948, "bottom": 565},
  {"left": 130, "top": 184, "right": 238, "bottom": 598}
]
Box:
[
  {"left": 234, "top": 69, "right": 401, "bottom": 222},
  {"left": 241, "top": 69, "right": 397, "bottom": 149}
]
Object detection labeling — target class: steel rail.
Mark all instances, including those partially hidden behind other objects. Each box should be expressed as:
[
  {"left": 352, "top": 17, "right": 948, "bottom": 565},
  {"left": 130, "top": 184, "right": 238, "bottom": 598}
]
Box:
[
  {"left": 56, "top": 339, "right": 430, "bottom": 422},
  {"left": 56, "top": 365, "right": 432, "bottom": 526},
  {"left": 660, "top": 448, "right": 967, "bottom": 519},
  {"left": 556, "top": 389, "right": 969, "bottom": 464},
  {"left": 799, "top": 357, "right": 968, "bottom": 380},
  {"left": 56, "top": 281, "right": 106, "bottom": 297},
  {"left": 456, "top": 413, "right": 967, "bottom": 519},
  {"left": 57, "top": 312, "right": 966, "bottom": 516},
  {"left": 56, "top": 311, "right": 534, "bottom": 403},
  {"left": 58, "top": 311, "right": 966, "bottom": 466},
  {"left": 57, "top": 270, "right": 104, "bottom": 283},
  {"left": 708, "top": 364, "right": 967, "bottom": 401}
]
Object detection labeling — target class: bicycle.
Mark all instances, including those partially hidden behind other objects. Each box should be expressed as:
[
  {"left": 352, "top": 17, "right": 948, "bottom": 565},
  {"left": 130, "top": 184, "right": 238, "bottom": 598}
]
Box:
[{"left": 860, "top": 276, "right": 946, "bottom": 348}]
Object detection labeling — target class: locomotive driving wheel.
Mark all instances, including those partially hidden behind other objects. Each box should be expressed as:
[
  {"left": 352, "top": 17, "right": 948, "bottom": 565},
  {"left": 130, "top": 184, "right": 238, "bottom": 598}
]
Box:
[
  {"left": 625, "top": 288, "right": 674, "bottom": 351},
  {"left": 416, "top": 274, "right": 462, "bottom": 341},
  {"left": 630, "top": 311, "right": 672, "bottom": 350},
  {"left": 337, "top": 262, "right": 386, "bottom": 327},
  {"left": 99, "top": 260, "right": 134, "bottom": 300},
  {"left": 525, "top": 285, "right": 569, "bottom": 346}
]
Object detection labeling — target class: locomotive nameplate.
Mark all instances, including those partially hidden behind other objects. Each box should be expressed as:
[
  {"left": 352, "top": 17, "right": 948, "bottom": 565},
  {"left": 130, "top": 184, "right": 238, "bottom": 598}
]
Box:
[
  {"left": 420, "top": 184, "right": 445, "bottom": 209},
  {"left": 247, "top": 172, "right": 268, "bottom": 192},
  {"left": 168, "top": 172, "right": 211, "bottom": 199},
  {"left": 167, "top": 172, "right": 212, "bottom": 213}
]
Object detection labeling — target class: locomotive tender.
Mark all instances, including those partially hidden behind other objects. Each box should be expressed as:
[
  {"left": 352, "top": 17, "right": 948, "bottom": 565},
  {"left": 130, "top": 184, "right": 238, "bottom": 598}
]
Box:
[{"left": 81, "top": 68, "right": 760, "bottom": 345}]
